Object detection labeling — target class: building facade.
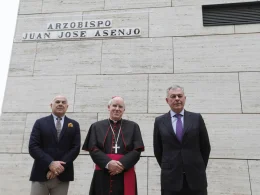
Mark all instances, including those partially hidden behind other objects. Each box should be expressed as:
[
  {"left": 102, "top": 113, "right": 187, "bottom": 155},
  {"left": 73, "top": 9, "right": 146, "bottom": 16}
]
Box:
[{"left": 0, "top": 0, "right": 260, "bottom": 194}]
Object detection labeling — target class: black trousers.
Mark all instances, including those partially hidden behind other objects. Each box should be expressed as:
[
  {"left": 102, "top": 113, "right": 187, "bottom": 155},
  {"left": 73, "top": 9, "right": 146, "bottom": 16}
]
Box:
[{"left": 162, "top": 174, "right": 207, "bottom": 195}]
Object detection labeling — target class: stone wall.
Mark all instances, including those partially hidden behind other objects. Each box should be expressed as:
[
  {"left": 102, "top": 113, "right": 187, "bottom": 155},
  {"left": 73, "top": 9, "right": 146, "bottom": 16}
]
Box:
[{"left": 1, "top": 0, "right": 260, "bottom": 194}]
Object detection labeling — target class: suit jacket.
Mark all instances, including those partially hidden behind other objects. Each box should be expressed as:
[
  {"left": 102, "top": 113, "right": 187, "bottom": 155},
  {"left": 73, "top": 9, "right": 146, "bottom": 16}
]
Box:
[
  {"left": 153, "top": 110, "right": 211, "bottom": 191},
  {"left": 29, "top": 114, "right": 81, "bottom": 182}
]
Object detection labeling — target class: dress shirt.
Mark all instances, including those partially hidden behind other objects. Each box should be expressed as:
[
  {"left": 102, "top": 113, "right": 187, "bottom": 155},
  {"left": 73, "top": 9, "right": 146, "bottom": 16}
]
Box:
[
  {"left": 170, "top": 109, "right": 184, "bottom": 134},
  {"left": 52, "top": 114, "right": 65, "bottom": 129}
]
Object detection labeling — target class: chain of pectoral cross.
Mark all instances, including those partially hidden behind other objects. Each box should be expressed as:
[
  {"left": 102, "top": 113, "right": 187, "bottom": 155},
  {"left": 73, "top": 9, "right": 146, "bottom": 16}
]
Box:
[{"left": 108, "top": 119, "right": 122, "bottom": 154}]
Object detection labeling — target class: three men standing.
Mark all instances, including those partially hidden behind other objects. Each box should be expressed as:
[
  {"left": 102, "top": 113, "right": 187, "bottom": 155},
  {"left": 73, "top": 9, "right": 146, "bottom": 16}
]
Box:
[
  {"left": 82, "top": 96, "right": 145, "bottom": 195},
  {"left": 28, "top": 87, "right": 210, "bottom": 195},
  {"left": 29, "top": 95, "right": 81, "bottom": 195},
  {"left": 153, "top": 86, "right": 211, "bottom": 195}
]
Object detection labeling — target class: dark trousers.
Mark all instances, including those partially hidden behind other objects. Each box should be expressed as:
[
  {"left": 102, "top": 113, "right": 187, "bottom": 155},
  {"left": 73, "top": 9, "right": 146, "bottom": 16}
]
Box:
[{"left": 162, "top": 174, "right": 207, "bottom": 195}]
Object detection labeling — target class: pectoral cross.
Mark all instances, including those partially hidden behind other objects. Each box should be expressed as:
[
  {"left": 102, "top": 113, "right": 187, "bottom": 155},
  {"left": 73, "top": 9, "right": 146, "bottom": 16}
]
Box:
[{"left": 113, "top": 144, "right": 120, "bottom": 154}]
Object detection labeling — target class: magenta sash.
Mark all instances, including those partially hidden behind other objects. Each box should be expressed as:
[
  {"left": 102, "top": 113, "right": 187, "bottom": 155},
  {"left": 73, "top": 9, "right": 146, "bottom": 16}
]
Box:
[{"left": 95, "top": 154, "right": 136, "bottom": 195}]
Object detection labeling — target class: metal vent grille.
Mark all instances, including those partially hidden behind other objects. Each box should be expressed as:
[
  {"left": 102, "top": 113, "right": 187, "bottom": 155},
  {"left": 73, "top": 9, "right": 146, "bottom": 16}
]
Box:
[{"left": 202, "top": 1, "right": 260, "bottom": 26}]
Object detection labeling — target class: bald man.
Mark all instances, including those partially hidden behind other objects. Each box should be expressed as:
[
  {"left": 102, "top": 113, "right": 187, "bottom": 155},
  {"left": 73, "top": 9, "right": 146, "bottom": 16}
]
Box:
[
  {"left": 29, "top": 95, "right": 81, "bottom": 195},
  {"left": 82, "top": 96, "right": 145, "bottom": 195}
]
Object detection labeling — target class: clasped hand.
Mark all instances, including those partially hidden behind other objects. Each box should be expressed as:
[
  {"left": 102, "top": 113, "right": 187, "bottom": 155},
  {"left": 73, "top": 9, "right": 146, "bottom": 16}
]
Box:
[
  {"left": 108, "top": 160, "right": 124, "bottom": 176},
  {"left": 46, "top": 161, "right": 66, "bottom": 179}
]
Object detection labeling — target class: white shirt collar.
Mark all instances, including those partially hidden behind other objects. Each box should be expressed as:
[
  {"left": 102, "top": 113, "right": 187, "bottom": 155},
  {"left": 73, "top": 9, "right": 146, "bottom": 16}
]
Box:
[
  {"left": 52, "top": 113, "right": 65, "bottom": 121},
  {"left": 170, "top": 109, "right": 184, "bottom": 118}
]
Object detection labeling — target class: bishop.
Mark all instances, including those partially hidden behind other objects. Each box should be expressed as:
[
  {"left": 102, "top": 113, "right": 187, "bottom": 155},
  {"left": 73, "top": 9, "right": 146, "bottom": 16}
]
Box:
[{"left": 82, "top": 96, "right": 145, "bottom": 195}]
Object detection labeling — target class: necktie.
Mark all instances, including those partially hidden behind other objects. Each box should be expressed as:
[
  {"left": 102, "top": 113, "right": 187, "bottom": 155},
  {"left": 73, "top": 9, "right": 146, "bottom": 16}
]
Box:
[
  {"left": 175, "top": 114, "right": 183, "bottom": 142},
  {"left": 56, "top": 117, "right": 62, "bottom": 140}
]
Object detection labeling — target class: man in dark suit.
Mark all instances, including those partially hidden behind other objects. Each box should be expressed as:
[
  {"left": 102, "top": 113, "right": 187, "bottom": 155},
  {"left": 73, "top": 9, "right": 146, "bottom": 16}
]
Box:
[
  {"left": 29, "top": 95, "right": 81, "bottom": 195},
  {"left": 153, "top": 85, "right": 211, "bottom": 195}
]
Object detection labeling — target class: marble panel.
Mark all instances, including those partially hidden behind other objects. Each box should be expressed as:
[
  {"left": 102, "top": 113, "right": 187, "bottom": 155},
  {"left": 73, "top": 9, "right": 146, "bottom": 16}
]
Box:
[
  {"left": 0, "top": 113, "right": 26, "bottom": 153},
  {"left": 2, "top": 76, "right": 76, "bottom": 112},
  {"left": 235, "top": 24, "right": 260, "bottom": 34},
  {"left": 42, "top": 0, "right": 104, "bottom": 13},
  {"left": 75, "top": 75, "right": 148, "bottom": 113},
  {"left": 9, "top": 42, "right": 36, "bottom": 76},
  {"left": 239, "top": 72, "right": 260, "bottom": 113},
  {"left": 19, "top": 0, "right": 42, "bottom": 14},
  {"left": 147, "top": 157, "right": 161, "bottom": 195},
  {"left": 203, "top": 114, "right": 260, "bottom": 159},
  {"left": 68, "top": 155, "right": 94, "bottom": 195},
  {"left": 173, "top": 34, "right": 260, "bottom": 73},
  {"left": 149, "top": 73, "right": 241, "bottom": 113},
  {"left": 0, "top": 154, "right": 33, "bottom": 195},
  {"left": 249, "top": 160, "right": 260, "bottom": 195},
  {"left": 149, "top": 6, "right": 234, "bottom": 37},
  {"left": 207, "top": 159, "right": 251, "bottom": 195},
  {"left": 102, "top": 38, "right": 173, "bottom": 74},
  {"left": 105, "top": 0, "right": 170, "bottom": 9},
  {"left": 136, "top": 157, "right": 148, "bottom": 195},
  {"left": 34, "top": 40, "right": 102, "bottom": 76}
]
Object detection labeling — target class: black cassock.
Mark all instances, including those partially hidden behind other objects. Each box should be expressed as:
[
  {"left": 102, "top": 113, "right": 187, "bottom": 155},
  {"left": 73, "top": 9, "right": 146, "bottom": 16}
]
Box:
[{"left": 82, "top": 119, "right": 145, "bottom": 195}]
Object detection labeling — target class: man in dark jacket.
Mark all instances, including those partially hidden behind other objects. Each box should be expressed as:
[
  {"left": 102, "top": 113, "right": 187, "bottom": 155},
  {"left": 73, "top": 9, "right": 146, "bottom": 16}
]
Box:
[
  {"left": 29, "top": 95, "right": 81, "bottom": 195},
  {"left": 153, "top": 85, "right": 211, "bottom": 195}
]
